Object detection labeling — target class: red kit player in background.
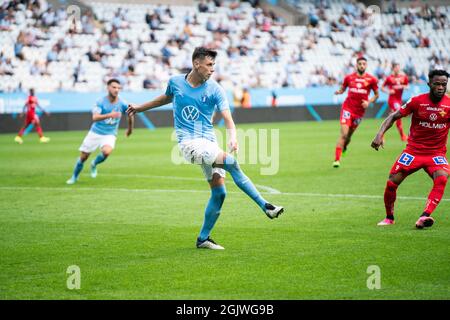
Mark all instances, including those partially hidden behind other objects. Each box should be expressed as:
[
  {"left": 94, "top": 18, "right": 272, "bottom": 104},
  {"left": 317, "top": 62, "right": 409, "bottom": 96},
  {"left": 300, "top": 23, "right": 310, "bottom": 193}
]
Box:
[
  {"left": 382, "top": 62, "right": 409, "bottom": 141},
  {"left": 14, "top": 88, "right": 50, "bottom": 144},
  {"left": 372, "top": 69, "right": 450, "bottom": 229},
  {"left": 333, "top": 56, "right": 379, "bottom": 168}
]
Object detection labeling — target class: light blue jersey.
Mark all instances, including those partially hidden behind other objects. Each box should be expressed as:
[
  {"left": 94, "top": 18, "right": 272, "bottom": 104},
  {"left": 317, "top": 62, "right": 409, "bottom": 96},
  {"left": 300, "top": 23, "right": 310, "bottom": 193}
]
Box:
[
  {"left": 90, "top": 96, "right": 128, "bottom": 136},
  {"left": 165, "top": 74, "right": 229, "bottom": 143}
]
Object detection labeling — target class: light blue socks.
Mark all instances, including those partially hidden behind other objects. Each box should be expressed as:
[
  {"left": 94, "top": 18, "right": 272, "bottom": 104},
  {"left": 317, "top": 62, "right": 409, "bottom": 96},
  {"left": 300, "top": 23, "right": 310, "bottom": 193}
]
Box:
[
  {"left": 222, "top": 154, "right": 267, "bottom": 211},
  {"left": 199, "top": 185, "right": 227, "bottom": 241}
]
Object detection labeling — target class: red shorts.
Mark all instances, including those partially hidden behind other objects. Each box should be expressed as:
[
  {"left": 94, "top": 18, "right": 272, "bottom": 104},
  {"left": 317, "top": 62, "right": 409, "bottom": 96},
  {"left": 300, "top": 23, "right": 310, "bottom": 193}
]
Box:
[
  {"left": 25, "top": 114, "right": 39, "bottom": 125},
  {"left": 340, "top": 108, "right": 363, "bottom": 130},
  {"left": 390, "top": 151, "right": 450, "bottom": 177},
  {"left": 388, "top": 99, "right": 402, "bottom": 112}
]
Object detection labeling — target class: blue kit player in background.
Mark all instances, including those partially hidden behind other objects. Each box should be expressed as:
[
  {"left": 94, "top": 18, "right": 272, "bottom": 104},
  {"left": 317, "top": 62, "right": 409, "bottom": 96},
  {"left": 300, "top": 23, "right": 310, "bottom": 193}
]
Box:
[
  {"left": 127, "top": 47, "right": 284, "bottom": 250},
  {"left": 66, "top": 79, "right": 134, "bottom": 184}
]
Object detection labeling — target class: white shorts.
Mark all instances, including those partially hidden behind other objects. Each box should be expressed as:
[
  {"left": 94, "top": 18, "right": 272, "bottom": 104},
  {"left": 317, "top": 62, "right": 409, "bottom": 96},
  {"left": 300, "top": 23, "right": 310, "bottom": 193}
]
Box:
[
  {"left": 179, "top": 138, "right": 226, "bottom": 181},
  {"left": 79, "top": 131, "right": 116, "bottom": 153}
]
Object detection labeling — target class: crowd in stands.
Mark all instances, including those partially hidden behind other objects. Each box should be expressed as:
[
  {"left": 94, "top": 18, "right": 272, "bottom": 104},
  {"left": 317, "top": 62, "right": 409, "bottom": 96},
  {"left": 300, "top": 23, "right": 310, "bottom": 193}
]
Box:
[{"left": 0, "top": 0, "right": 448, "bottom": 94}]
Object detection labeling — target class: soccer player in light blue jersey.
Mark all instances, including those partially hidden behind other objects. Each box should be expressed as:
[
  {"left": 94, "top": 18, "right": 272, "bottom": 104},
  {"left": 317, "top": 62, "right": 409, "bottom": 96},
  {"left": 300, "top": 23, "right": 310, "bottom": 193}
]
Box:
[
  {"left": 66, "top": 79, "right": 134, "bottom": 184},
  {"left": 127, "top": 47, "right": 284, "bottom": 250}
]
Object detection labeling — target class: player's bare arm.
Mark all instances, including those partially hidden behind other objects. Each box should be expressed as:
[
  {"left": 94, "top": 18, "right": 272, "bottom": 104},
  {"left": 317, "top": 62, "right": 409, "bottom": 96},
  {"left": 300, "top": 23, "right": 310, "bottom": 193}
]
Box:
[
  {"left": 381, "top": 85, "right": 395, "bottom": 95},
  {"left": 127, "top": 94, "right": 173, "bottom": 116},
  {"left": 126, "top": 113, "right": 134, "bottom": 137},
  {"left": 221, "top": 109, "right": 238, "bottom": 153},
  {"left": 20, "top": 104, "right": 28, "bottom": 118},
  {"left": 36, "top": 103, "right": 50, "bottom": 116},
  {"left": 371, "top": 110, "right": 403, "bottom": 150},
  {"left": 363, "top": 89, "right": 379, "bottom": 109},
  {"left": 335, "top": 85, "right": 345, "bottom": 95},
  {"left": 92, "top": 111, "right": 121, "bottom": 122}
]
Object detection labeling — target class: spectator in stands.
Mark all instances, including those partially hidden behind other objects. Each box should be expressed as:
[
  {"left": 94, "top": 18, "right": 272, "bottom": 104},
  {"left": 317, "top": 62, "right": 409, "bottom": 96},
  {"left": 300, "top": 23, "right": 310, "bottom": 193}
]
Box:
[
  {"left": 241, "top": 88, "right": 251, "bottom": 108},
  {"left": 82, "top": 11, "right": 96, "bottom": 34},
  {"left": 198, "top": 0, "right": 208, "bottom": 13},
  {"left": 14, "top": 31, "right": 25, "bottom": 60},
  {"left": 0, "top": 58, "right": 14, "bottom": 76},
  {"left": 46, "top": 45, "right": 59, "bottom": 63}
]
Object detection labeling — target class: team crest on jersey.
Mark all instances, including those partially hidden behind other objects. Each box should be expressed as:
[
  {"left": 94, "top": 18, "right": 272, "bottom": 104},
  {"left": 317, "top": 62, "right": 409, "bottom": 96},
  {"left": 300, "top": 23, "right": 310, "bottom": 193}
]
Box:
[
  {"left": 397, "top": 152, "right": 415, "bottom": 166},
  {"left": 439, "top": 110, "right": 447, "bottom": 117},
  {"left": 429, "top": 113, "right": 437, "bottom": 121},
  {"left": 432, "top": 156, "right": 448, "bottom": 165}
]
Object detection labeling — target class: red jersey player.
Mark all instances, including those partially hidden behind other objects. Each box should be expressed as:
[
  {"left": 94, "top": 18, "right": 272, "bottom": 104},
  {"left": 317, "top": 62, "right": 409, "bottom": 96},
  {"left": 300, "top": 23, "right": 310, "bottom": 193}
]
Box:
[
  {"left": 372, "top": 69, "right": 450, "bottom": 229},
  {"left": 15, "top": 88, "right": 50, "bottom": 144},
  {"left": 381, "top": 62, "right": 409, "bottom": 141},
  {"left": 333, "top": 56, "right": 379, "bottom": 168}
]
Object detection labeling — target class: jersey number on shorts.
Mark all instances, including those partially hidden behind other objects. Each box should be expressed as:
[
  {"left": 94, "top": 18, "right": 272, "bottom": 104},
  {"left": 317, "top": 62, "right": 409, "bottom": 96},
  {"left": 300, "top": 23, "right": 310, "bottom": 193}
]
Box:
[
  {"left": 432, "top": 156, "right": 448, "bottom": 165},
  {"left": 398, "top": 153, "right": 415, "bottom": 166}
]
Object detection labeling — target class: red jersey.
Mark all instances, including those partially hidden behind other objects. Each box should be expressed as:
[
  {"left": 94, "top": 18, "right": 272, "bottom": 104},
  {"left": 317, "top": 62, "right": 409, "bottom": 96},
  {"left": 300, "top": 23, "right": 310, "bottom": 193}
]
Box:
[
  {"left": 25, "top": 95, "right": 38, "bottom": 117},
  {"left": 342, "top": 72, "right": 378, "bottom": 117},
  {"left": 400, "top": 93, "right": 450, "bottom": 155},
  {"left": 383, "top": 73, "right": 409, "bottom": 102}
]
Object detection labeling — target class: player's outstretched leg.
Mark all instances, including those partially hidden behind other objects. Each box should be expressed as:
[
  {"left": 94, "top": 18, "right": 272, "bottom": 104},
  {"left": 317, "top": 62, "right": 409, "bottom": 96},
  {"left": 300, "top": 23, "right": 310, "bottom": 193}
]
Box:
[
  {"left": 333, "top": 125, "right": 352, "bottom": 168},
  {"left": 67, "top": 153, "right": 89, "bottom": 184},
  {"left": 91, "top": 147, "right": 112, "bottom": 178},
  {"left": 416, "top": 173, "right": 448, "bottom": 229},
  {"left": 197, "top": 183, "right": 226, "bottom": 250},
  {"left": 36, "top": 122, "right": 50, "bottom": 143},
  {"left": 15, "top": 126, "right": 27, "bottom": 144},
  {"left": 378, "top": 180, "right": 398, "bottom": 226},
  {"left": 217, "top": 153, "right": 284, "bottom": 219}
]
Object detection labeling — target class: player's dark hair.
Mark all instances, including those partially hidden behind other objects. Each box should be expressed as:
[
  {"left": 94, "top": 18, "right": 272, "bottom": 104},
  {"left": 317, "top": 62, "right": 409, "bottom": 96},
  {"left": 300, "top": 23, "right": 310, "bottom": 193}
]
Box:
[
  {"left": 428, "top": 69, "right": 449, "bottom": 81},
  {"left": 192, "top": 47, "right": 217, "bottom": 62},
  {"left": 356, "top": 56, "right": 367, "bottom": 62},
  {"left": 107, "top": 78, "right": 121, "bottom": 86}
]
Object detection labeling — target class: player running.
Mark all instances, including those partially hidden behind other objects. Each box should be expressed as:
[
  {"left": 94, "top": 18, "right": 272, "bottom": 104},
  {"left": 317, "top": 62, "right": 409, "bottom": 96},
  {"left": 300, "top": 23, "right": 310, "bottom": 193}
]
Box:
[
  {"left": 333, "top": 56, "right": 379, "bottom": 168},
  {"left": 372, "top": 69, "right": 450, "bottom": 229},
  {"left": 66, "top": 79, "right": 134, "bottom": 184},
  {"left": 381, "top": 62, "right": 409, "bottom": 141},
  {"left": 127, "top": 47, "right": 284, "bottom": 250},
  {"left": 14, "top": 88, "right": 50, "bottom": 144}
]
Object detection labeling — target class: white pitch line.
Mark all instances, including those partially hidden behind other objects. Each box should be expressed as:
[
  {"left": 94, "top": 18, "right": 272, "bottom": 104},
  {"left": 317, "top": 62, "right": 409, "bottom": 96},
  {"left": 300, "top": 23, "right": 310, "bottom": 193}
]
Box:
[
  {"left": 5, "top": 172, "right": 283, "bottom": 194},
  {"left": 255, "top": 184, "right": 282, "bottom": 194},
  {"left": 0, "top": 186, "right": 448, "bottom": 202}
]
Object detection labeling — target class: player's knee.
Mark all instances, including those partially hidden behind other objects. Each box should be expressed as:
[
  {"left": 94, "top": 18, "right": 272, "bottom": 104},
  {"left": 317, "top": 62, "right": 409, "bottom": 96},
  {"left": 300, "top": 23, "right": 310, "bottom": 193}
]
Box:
[
  {"left": 80, "top": 153, "right": 89, "bottom": 162},
  {"left": 341, "top": 133, "right": 349, "bottom": 141},
  {"left": 102, "top": 150, "right": 112, "bottom": 157},
  {"left": 434, "top": 174, "right": 448, "bottom": 187},
  {"left": 223, "top": 155, "right": 240, "bottom": 171},
  {"left": 386, "top": 179, "right": 398, "bottom": 191}
]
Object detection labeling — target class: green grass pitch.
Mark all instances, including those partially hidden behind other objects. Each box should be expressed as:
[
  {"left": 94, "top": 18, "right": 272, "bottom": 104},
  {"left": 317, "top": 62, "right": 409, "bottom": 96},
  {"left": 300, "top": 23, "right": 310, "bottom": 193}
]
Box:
[{"left": 0, "top": 118, "right": 449, "bottom": 299}]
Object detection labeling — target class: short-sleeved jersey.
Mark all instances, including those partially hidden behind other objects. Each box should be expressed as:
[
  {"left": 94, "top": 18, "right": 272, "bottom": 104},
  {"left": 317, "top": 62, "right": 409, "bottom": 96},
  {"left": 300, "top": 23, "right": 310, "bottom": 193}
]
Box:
[
  {"left": 383, "top": 73, "right": 409, "bottom": 102},
  {"left": 90, "top": 96, "right": 128, "bottom": 136},
  {"left": 25, "top": 95, "right": 38, "bottom": 116},
  {"left": 342, "top": 72, "right": 378, "bottom": 117},
  {"left": 400, "top": 93, "right": 450, "bottom": 155},
  {"left": 165, "top": 74, "right": 230, "bottom": 143}
]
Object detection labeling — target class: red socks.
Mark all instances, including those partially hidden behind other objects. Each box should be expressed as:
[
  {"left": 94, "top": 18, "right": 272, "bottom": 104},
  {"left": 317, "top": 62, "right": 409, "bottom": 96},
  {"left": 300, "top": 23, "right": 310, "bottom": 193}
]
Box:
[
  {"left": 335, "top": 147, "right": 343, "bottom": 161},
  {"left": 424, "top": 175, "right": 448, "bottom": 215},
  {"left": 384, "top": 180, "right": 398, "bottom": 218},
  {"left": 36, "top": 124, "right": 43, "bottom": 137}
]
